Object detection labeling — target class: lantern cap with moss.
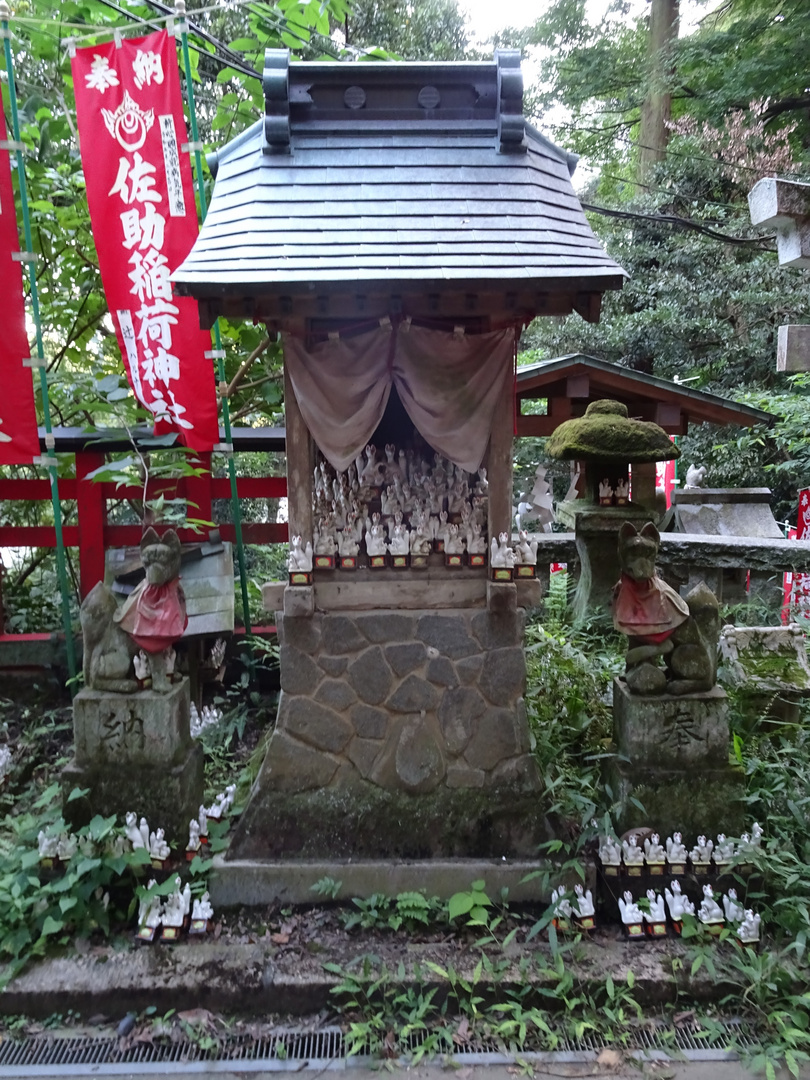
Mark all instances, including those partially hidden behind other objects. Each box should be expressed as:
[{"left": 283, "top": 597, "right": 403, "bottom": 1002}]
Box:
[{"left": 547, "top": 400, "right": 681, "bottom": 464}]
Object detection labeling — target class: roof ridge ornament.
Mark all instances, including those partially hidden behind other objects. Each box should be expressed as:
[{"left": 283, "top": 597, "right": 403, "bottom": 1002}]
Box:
[
  {"left": 495, "top": 50, "right": 526, "bottom": 154},
  {"left": 263, "top": 48, "right": 290, "bottom": 155}
]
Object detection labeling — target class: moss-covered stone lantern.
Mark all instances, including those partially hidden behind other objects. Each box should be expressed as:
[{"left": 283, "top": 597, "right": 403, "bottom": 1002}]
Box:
[{"left": 547, "top": 400, "right": 680, "bottom": 619}]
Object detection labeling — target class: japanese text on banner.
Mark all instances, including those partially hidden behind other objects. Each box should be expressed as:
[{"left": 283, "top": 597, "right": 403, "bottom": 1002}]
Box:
[{"left": 71, "top": 31, "right": 218, "bottom": 451}]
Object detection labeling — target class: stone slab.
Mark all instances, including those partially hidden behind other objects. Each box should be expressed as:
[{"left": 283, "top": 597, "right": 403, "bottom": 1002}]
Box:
[
  {"left": 777, "top": 323, "right": 810, "bottom": 373},
  {"left": 613, "top": 679, "right": 730, "bottom": 769},
  {"left": 262, "top": 580, "right": 286, "bottom": 612},
  {"left": 208, "top": 856, "right": 591, "bottom": 908},
  {"left": 659, "top": 533, "right": 810, "bottom": 573},
  {"left": 227, "top": 779, "right": 549, "bottom": 860},
  {"left": 0, "top": 923, "right": 737, "bottom": 1020},
  {"left": 62, "top": 741, "right": 204, "bottom": 845},
  {"left": 284, "top": 585, "right": 315, "bottom": 617},
  {"left": 72, "top": 678, "right": 191, "bottom": 768}
]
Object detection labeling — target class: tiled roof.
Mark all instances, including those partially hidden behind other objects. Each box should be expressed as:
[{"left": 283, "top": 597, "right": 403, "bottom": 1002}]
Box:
[{"left": 173, "top": 52, "right": 625, "bottom": 298}]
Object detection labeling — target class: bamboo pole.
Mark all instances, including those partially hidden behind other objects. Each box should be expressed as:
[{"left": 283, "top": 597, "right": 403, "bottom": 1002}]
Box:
[{"left": 174, "top": 0, "right": 252, "bottom": 635}]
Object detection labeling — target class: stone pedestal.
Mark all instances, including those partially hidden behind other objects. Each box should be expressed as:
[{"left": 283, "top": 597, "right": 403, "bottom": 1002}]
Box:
[
  {"left": 228, "top": 608, "right": 548, "bottom": 860},
  {"left": 606, "top": 678, "right": 744, "bottom": 839},
  {"left": 62, "top": 677, "right": 203, "bottom": 844}
]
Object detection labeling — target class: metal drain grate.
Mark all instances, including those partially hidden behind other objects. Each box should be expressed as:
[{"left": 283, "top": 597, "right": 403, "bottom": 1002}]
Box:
[{"left": 0, "top": 1022, "right": 757, "bottom": 1075}]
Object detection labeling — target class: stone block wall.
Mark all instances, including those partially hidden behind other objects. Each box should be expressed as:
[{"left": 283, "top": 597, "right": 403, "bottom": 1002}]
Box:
[{"left": 229, "top": 608, "right": 549, "bottom": 859}]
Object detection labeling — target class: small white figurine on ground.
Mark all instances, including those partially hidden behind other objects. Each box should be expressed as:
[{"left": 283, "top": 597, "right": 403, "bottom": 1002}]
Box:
[
  {"left": 644, "top": 890, "right": 666, "bottom": 923},
  {"left": 192, "top": 892, "right": 214, "bottom": 922},
  {"left": 515, "top": 530, "right": 539, "bottom": 565},
  {"left": 187, "top": 818, "right": 201, "bottom": 854},
  {"left": 598, "top": 835, "right": 622, "bottom": 866},
  {"left": 738, "top": 823, "right": 763, "bottom": 858},
  {"left": 690, "top": 835, "right": 714, "bottom": 865},
  {"left": 698, "top": 884, "right": 724, "bottom": 925},
  {"left": 737, "top": 910, "right": 761, "bottom": 944},
  {"left": 618, "top": 891, "right": 643, "bottom": 925},
  {"left": 622, "top": 835, "right": 644, "bottom": 866},
  {"left": 665, "top": 880, "right": 695, "bottom": 921},
  {"left": 138, "top": 880, "right": 163, "bottom": 931},
  {"left": 715, "top": 833, "right": 735, "bottom": 865},
  {"left": 551, "top": 886, "right": 572, "bottom": 921},
  {"left": 644, "top": 834, "right": 665, "bottom": 864},
  {"left": 0, "top": 745, "right": 11, "bottom": 785},
  {"left": 490, "top": 533, "right": 515, "bottom": 568},
  {"left": 56, "top": 832, "right": 78, "bottom": 861},
  {"left": 148, "top": 827, "right": 170, "bottom": 862},
  {"left": 723, "top": 889, "right": 745, "bottom": 923},
  {"left": 288, "top": 536, "right": 313, "bottom": 572},
  {"left": 37, "top": 830, "right": 58, "bottom": 860},
  {"left": 573, "top": 884, "right": 595, "bottom": 919},
  {"left": 666, "top": 833, "right": 688, "bottom": 864}
]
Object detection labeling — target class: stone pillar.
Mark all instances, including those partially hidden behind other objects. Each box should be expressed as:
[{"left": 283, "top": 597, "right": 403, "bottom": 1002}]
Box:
[
  {"left": 62, "top": 677, "right": 203, "bottom": 844},
  {"left": 228, "top": 607, "right": 548, "bottom": 860},
  {"left": 570, "top": 504, "right": 654, "bottom": 623},
  {"left": 606, "top": 679, "right": 744, "bottom": 840}
]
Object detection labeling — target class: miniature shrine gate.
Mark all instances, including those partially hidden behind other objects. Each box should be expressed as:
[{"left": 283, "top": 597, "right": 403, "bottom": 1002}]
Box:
[{"left": 174, "top": 51, "right": 625, "bottom": 869}]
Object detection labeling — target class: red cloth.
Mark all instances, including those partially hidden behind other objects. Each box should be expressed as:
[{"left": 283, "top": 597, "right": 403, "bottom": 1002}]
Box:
[
  {"left": 115, "top": 578, "right": 187, "bottom": 653},
  {"left": 612, "top": 572, "right": 688, "bottom": 641}
]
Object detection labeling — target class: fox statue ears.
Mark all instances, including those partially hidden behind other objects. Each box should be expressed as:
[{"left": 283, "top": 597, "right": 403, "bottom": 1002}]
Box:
[
  {"left": 619, "top": 521, "right": 660, "bottom": 545},
  {"left": 140, "top": 526, "right": 181, "bottom": 555}
]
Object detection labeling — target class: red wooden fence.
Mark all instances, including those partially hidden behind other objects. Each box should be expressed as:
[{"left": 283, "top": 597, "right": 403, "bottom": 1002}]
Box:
[{"left": 0, "top": 427, "right": 289, "bottom": 601}]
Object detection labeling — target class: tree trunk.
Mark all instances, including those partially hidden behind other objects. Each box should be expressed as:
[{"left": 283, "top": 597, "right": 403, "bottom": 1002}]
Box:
[{"left": 639, "top": 0, "right": 679, "bottom": 183}]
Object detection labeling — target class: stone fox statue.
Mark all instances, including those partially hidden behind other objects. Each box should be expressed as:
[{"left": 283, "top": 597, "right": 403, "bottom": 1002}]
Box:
[
  {"left": 613, "top": 521, "right": 719, "bottom": 695},
  {"left": 81, "top": 581, "right": 139, "bottom": 694},
  {"left": 81, "top": 528, "right": 186, "bottom": 695}
]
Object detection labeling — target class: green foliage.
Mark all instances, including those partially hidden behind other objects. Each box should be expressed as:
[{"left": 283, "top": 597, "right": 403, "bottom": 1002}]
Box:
[
  {"left": 341, "top": 890, "right": 444, "bottom": 933},
  {"left": 0, "top": 797, "right": 152, "bottom": 987},
  {"left": 524, "top": 579, "right": 623, "bottom": 826},
  {"left": 310, "top": 875, "right": 342, "bottom": 900},
  {"left": 342, "top": 0, "right": 468, "bottom": 59}
]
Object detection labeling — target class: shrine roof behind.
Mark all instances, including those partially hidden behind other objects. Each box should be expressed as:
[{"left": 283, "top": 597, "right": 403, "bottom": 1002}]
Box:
[
  {"left": 172, "top": 52, "right": 626, "bottom": 302},
  {"left": 516, "top": 353, "right": 776, "bottom": 436}
]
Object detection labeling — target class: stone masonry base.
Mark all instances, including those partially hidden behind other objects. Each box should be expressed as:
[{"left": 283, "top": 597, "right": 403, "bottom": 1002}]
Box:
[{"left": 229, "top": 607, "right": 547, "bottom": 859}]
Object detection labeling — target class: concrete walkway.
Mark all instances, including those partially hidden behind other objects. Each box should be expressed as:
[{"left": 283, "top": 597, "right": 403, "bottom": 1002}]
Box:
[{"left": 3, "top": 1065, "right": 804, "bottom": 1079}]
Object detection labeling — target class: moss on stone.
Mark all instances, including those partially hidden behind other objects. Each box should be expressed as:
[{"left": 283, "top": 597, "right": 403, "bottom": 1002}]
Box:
[
  {"left": 227, "top": 775, "right": 551, "bottom": 860},
  {"left": 547, "top": 399, "right": 681, "bottom": 464},
  {"left": 605, "top": 760, "right": 745, "bottom": 840}
]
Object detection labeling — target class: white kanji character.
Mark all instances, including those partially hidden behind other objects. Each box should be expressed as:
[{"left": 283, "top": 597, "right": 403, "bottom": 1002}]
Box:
[
  {"left": 136, "top": 299, "right": 179, "bottom": 349},
  {"left": 120, "top": 204, "right": 166, "bottom": 251},
  {"left": 148, "top": 387, "right": 193, "bottom": 430},
  {"left": 132, "top": 50, "right": 164, "bottom": 90},
  {"left": 142, "top": 346, "right": 179, "bottom": 388},
  {"left": 128, "top": 248, "right": 172, "bottom": 302},
  {"left": 138, "top": 203, "right": 165, "bottom": 250},
  {"left": 85, "top": 54, "right": 120, "bottom": 93},
  {"left": 109, "top": 152, "right": 161, "bottom": 206},
  {"left": 120, "top": 208, "right": 142, "bottom": 250}
]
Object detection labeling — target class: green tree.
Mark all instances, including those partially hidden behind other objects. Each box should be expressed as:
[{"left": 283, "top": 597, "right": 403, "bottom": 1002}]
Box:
[{"left": 341, "top": 0, "right": 469, "bottom": 59}]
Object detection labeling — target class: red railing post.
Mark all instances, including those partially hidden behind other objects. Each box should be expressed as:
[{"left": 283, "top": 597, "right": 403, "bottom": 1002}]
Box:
[
  {"left": 75, "top": 449, "right": 107, "bottom": 598},
  {"left": 185, "top": 452, "right": 214, "bottom": 532}
]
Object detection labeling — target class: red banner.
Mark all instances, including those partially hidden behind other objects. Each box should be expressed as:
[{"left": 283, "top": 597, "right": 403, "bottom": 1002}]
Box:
[
  {"left": 786, "top": 489, "right": 810, "bottom": 624},
  {"left": 71, "top": 31, "right": 218, "bottom": 450},
  {"left": 0, "top": 105, "right": 41, "bottom": 465}
]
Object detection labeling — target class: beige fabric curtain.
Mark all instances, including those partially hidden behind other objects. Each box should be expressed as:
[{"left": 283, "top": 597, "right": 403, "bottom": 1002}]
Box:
[{"left": 282, "top": 323, "right": 514, "bottom": 474}]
